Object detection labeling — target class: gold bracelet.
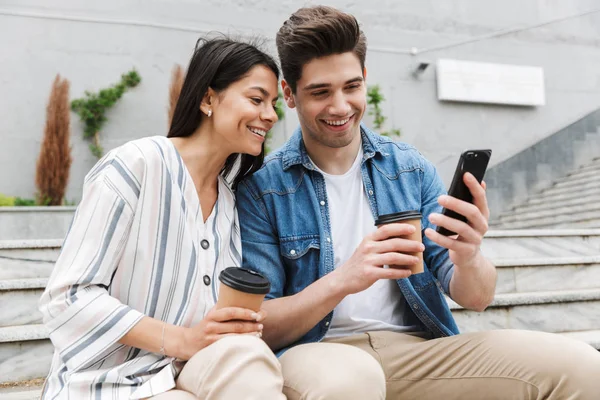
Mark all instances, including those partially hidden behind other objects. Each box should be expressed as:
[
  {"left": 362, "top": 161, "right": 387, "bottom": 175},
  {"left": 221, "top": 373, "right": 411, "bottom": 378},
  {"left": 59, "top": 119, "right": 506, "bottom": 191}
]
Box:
[{"left": 159, "top": 321, "right": 167, "bottom": 356}]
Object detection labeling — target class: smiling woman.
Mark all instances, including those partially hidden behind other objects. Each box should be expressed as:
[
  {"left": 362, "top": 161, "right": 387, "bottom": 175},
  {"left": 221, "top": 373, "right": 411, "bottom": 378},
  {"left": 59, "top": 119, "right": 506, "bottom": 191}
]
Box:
[
  {"left": 169, "top": 37, "right": 280, "bottom": 189},
  {"left": 38, "top": 37, "right": 286, "bottom": 400}
]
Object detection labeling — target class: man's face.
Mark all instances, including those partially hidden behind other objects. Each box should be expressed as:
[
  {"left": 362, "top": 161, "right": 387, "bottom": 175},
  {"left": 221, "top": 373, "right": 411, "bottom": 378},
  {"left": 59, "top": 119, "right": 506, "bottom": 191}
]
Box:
[{"left": 284, "top": 52, "right": 367, "bottom": 150}]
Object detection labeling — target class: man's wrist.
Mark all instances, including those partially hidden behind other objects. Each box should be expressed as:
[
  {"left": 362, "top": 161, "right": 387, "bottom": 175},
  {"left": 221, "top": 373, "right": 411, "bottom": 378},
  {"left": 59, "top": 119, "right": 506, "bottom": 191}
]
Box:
[
  {"left": 456, "top": 249, "right": 484, "bottom": 270},
  {"left": 325, "top": 268, "right": 351, "bottom": 299}
]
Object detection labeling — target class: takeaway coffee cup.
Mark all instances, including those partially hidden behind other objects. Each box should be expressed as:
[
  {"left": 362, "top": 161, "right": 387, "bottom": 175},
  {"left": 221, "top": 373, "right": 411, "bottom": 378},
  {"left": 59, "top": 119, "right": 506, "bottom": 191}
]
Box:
[
  {"left": 216, "top": 267, "right": 271, "bottom": 312},
  {"left": 374, "top": 210, "right": 424, "bottom": 274}
]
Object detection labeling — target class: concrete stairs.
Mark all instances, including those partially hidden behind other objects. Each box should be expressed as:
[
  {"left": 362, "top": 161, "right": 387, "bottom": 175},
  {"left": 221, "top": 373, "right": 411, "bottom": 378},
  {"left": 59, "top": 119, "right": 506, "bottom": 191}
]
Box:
[
  {"left": 0, "top": 207, "right": 75, "bottom": 241},
  {"left": 2, "top": 230, "right": 600, "bottom": 398},
  {"left": 0, "top": 240, "right": 60, "bottom": 398},
  {"left": 491, "top": 157, "right": 600, "bottom": 229},
  {"left": 485, "top": 108, "right": 600, "bottom": 218},
  {"left": 451, "top": 229, "right": 600, "bottom": 348}
]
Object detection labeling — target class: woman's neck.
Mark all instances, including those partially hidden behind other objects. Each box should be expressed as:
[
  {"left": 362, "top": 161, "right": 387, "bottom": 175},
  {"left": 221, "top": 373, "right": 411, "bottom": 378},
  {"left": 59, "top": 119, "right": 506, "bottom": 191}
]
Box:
[{"left": 170, "top": 126, "right": 230, "bottom": 191}]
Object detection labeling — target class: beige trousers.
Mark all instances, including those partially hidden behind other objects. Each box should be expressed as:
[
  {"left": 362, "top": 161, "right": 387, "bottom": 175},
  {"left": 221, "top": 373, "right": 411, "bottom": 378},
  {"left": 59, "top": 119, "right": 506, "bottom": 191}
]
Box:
[
  {"left": 150, "top": 335, "right": 285, "bottom": 400},
  {"left": 280, "top": 330, "right": 600, "bottom": 400}
]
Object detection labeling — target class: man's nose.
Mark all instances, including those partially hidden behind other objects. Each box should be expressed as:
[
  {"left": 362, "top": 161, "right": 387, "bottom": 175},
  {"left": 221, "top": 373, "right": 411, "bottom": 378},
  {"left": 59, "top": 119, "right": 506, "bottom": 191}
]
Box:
[{"left": 328, "top": 91, "right": 352, "bottom": 116}]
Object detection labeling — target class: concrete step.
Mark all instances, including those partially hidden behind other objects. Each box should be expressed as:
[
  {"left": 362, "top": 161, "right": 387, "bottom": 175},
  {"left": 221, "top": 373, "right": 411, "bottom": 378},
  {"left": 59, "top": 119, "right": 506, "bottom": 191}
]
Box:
[
  {"left": 0, "top": 325, "right": 52, "bottom": 385},
  {"left": 548, "top": 170, "right": 600, "bottom": 191},
  {"left": 558, "top": 219, "right": 600, "bottom": 229},
  {"left": 450, "top": 288, "right": 600, "bottom": 334},
  {"left": 0, "top": 278, "right": 46, "bottom": 327},
  {"left": 495, "top": 209, "right": 600, "bottom": 230},
  {"left": 0, "top": 383, "right": 43, "bottom": 400},
  {"left": 575, "top": 156, "right": 600, "bottom": 171},
  {"left": 523, "top": 186, "right": 600, "bottom": 207},
  {"left": 503, "top": 193, "right": 600, "bottom": 217},
  {"left": 0, "top": 240, "right": 61, "bottom": 281},
  {"left": 538, "top": 179, "right": 600, "bottom": 197},
  {"left": 493, "top": 255, "right": 600, "bottom": 294},
  {"left": 498, "top": 202, "right": 600, "bottom": 224},
  {"left": 481, "top": 229, "right": 600, "bottom": 259},
  {"left": 0, "top": 207, "right": 75, "bottom": 241},
  {"left": 554, "top": 163, "right": 600, "bottom": 183}
]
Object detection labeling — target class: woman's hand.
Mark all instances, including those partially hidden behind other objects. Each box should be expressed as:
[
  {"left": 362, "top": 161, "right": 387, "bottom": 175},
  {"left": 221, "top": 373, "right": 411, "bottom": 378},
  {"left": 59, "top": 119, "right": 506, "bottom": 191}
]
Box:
[{"left": 175, "top": 307, "right": 266, "bottom": 360}]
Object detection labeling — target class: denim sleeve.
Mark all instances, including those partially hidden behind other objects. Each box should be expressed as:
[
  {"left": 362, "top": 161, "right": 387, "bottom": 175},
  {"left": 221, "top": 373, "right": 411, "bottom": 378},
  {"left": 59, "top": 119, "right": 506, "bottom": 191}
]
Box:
[
  {"left": 421, "top": 159, "right": 455, "bottom": 295},
  {"left": 236, "top": 180, "right": 285, "bottom": 300}
]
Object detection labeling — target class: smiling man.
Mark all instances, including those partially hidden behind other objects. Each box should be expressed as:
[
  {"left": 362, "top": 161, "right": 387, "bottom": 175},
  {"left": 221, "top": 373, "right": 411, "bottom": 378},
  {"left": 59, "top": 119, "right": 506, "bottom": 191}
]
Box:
[{"left": 237, "top": 5, "right": 600, "bottom": 399}]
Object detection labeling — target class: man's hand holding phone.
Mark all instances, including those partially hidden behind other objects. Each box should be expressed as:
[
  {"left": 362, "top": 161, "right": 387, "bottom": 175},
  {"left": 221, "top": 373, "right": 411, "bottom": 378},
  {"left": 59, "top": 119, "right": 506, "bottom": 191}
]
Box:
[{"left": 424, "top": 172, "right": 490, "bottom": 268}]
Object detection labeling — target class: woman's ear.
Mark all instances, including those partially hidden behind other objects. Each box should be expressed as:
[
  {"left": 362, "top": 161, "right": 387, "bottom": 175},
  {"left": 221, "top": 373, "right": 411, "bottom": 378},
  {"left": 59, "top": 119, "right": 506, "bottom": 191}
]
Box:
[
  {"left": 281, "top": 80, "right": 296, "bottom": 109},
  {"left": 200, "top": 87, "right": 216, "bottom": 116}
]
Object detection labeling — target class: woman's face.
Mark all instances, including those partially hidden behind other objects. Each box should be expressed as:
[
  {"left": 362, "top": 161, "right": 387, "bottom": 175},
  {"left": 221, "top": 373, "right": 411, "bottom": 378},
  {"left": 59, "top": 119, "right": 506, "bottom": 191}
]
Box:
[{"left": 210, "top": 65, "right": 279, "bottom": 156}]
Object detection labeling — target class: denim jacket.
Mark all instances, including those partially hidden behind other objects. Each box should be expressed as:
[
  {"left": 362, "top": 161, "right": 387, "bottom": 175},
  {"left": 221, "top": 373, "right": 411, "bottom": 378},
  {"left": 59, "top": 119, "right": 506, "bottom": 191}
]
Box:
[{"left": 237, "top": 124, "right": 460, "bottom": 354}]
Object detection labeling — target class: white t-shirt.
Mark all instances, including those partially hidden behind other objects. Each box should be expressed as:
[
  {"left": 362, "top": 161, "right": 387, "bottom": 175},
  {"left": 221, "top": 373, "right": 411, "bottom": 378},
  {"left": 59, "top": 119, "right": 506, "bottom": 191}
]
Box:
[{"left": 311, "top": 145, "right": 418, "bottom": 339}]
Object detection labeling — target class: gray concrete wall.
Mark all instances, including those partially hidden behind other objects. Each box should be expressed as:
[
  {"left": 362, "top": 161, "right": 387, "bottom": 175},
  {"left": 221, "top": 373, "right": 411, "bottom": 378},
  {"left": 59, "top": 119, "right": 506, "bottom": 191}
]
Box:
[{"left": 1, "top": 0, "right": 600, "bottom": 204}]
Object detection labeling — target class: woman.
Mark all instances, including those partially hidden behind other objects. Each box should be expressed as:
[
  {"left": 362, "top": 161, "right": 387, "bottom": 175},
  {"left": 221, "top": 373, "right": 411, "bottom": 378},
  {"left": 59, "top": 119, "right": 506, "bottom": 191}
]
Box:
[{"left": 39, "top": 37, "right": 286, "bottom": 400}]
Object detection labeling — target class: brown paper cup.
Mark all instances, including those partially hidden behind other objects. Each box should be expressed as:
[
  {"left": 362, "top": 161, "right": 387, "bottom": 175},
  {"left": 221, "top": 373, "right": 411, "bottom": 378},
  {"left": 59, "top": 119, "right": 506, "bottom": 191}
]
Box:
[
  {"left": 215, "top": 283, "right": 266, "bottom": 312},
  {"left": 215, "top": 267, "right": 271, "bottom": 312},
  {"left": 375, "top": 211, "right": 424, "bottom": 274}
]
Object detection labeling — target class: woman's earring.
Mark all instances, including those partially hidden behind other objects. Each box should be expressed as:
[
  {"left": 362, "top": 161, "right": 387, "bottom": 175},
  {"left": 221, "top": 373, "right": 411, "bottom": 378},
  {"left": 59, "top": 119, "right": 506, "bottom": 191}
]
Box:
[{"left": 207, "top": 109, "right": 212, "bottom": 117}]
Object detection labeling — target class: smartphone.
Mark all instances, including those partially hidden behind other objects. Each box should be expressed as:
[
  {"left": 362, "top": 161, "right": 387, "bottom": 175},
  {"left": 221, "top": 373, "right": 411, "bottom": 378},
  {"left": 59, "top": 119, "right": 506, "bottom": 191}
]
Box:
[{"left": 436, "top": 149, "right": 492, "bottom": 236}]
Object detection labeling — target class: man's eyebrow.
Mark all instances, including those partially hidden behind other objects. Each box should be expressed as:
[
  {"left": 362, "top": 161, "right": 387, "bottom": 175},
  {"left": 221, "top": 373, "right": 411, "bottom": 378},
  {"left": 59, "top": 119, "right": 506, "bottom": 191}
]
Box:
[
  {"left": 302, "top": 76, "right": 364, "bottom": 91},
  {"left": 345, "top": 77, "right": 364, "bottom": 85}
]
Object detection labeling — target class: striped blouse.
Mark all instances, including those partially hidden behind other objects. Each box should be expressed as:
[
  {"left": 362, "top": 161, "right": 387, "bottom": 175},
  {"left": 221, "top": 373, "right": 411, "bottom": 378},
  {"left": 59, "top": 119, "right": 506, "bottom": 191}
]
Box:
[{"left": 39, "top": 136, "right": 243, "bottom": 399}]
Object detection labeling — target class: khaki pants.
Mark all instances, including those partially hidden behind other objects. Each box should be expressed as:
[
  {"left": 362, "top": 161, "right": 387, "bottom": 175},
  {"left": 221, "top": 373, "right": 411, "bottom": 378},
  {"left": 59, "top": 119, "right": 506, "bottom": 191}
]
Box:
[
  {"left": 281, "top": 330, "right": 600, "bottom": 399},
  {"left": 150, "top": 335, "right": 285, "bottom": 400}
]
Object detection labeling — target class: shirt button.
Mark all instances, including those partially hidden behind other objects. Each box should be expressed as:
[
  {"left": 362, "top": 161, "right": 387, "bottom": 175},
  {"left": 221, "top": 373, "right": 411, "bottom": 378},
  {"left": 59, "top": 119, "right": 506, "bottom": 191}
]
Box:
[
  {"left": 203, "top": 275, "right": 211, "bottom": 286},
  {"left": 368, "top": 190, "right": 374, "bottom": 196},
  {"left": 326, "top": 237, "right": 331, "bottom": 242},
  {"left": 325, "top": 321, "right": 330, "bottom": 326},
  {"left": 290, "top": 249, "right": 296, "bottom": 255},
  {"left": 201, "top": 240, "right": 210, "bottom": 250},
  {"left": 320, "top": 201, "right": 325, "bottom": 206}
]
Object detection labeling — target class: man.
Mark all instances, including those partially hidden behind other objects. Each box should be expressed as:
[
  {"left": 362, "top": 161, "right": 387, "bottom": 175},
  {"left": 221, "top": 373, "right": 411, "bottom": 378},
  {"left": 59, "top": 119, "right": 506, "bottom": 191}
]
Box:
[{"left": 237, "top": 5, "right": 600, "bottom": 399}]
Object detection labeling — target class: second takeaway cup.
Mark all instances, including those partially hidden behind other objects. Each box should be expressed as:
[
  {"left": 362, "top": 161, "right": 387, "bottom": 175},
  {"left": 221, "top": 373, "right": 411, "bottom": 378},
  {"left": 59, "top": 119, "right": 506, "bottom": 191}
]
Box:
[
  {"left": 374, "top": 210, "right": 424, "bottom": 274},
  {"left": 215, "top": 267, "right": 271, "bottom": 312}
]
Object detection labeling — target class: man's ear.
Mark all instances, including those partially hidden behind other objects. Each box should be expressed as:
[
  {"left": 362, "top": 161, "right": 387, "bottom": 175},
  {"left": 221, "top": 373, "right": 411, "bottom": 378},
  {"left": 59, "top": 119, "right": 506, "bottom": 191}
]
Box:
[
  {"left": 363, "top": 67, "right": 368, "bottom": 81},
  {"left": 200, "top": 87, "right": 217, "bottom": 116},
  {"left": 281, "top": 80, "right": 296, "bottom": 109}
]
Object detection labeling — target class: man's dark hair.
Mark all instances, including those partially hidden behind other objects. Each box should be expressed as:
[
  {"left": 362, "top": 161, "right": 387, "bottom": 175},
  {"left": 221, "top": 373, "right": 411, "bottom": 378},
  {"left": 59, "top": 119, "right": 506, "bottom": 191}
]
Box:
[
  {"left": 276, "top": 6, "right": 367, "bottom": 93},
  {"left": 168, "top": 37, "right": 279, "bottom": 189}
]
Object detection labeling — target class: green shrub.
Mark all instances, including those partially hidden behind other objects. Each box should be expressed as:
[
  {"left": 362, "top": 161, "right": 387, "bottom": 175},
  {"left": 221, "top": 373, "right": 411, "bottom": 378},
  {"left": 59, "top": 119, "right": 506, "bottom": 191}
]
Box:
[
  {"left": 367, "top": 85, "right": 401, "bottom": 138},
  {"left": 0, "top": 194, "right": 16, "bottom": 207},
  {"left": 71, "top": 69, "right": 141, "bottom": 158},
  {"left": 15, "top": 197, "right": 37, "bottom": 206}
]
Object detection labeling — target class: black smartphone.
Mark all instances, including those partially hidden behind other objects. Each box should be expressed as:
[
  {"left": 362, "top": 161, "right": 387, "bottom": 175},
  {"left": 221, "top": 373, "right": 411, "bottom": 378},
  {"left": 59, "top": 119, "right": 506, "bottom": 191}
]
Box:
[{"left": 436, "top": 149, "right": 492, "bottom": 236}]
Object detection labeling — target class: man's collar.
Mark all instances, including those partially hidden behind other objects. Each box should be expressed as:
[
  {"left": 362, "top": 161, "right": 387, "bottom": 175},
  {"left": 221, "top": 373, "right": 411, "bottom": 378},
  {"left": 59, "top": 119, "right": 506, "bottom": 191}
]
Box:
[{"left": 281, "top": 123, "right": 385, "bottom": 171}]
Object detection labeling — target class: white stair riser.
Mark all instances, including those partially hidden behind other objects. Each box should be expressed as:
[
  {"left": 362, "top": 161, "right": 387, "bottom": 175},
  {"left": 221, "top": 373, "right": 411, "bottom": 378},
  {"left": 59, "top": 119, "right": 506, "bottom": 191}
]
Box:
[
  {"left": 541, "top": 180, "right": 600, "bottom": 197},
  {"left": 481, "top": 236, "right": 600, "bottom": 259},
  {"left": 0, "top": 289, "right": 44, "bottom": 327},
  {"left": 496, "top": 211, "right": 600, "bottom": 230},
  {"left": 500, "top": 220, "right": 600, "bottom": 230},
  {"left": 453, "top": 300, "right": 600, "bottom": 333},
  {"left": 499, "top": 204, "right": 600, "bottom": 223},
  {"left": 496, "top": 264, "right": 600, "bottom": 294},
  {"left": 560, "top": 165, "right": 600, "bottom": 180},
  {"left": 0, "top": 248, "right": 59, "bottom": 280},
  {"left": 0, "top": 340, "right": 53, "bottom": 384},
  {"left": 506, "top": 195, "right": 600, "bottom": 216},
  {"left": 525, "top": 187, "right": 600, "bottom": 206},
  {"left": 0, "top": 209, "right": 74, "bottom": 241},
  {"left": 558, "top": 220, "right": 600, "bottom": 229},
  {"left": 550, "top": 173, "right": 600, "bottom": 190}
]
